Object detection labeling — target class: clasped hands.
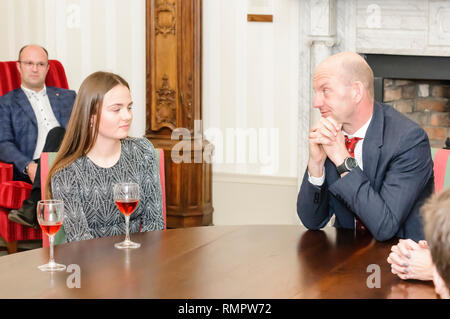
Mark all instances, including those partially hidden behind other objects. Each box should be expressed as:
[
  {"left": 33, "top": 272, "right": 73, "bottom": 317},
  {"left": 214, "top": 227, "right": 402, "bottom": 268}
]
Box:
[
  {"left": 308, "top": 116, "right": 350, "bottom": 177},
  {"left": 387, "top": 239, "right": 435, "bottom": 281}
]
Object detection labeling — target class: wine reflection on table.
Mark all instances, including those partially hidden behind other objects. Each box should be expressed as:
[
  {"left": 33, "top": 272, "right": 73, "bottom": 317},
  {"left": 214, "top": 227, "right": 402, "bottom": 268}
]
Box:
[{"left": 387, "top": 281, "right": 437, "bottom": 299}]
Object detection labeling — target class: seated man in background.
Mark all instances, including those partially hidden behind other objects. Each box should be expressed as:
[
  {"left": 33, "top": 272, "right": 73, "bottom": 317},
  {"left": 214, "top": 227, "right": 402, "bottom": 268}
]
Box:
[
  {"left": 296, "top": 51, "right": 434, "bottom": 241},
  {"left": 388, "top": 188, "right": 450, "bottom": 299},
  {"left": 0, "top": 44, "right": 75, "bottom": 227}
]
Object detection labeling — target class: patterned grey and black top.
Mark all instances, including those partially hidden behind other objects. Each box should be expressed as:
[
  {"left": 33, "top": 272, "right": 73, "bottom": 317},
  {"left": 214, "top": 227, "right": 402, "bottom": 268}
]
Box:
[{"left": 51, "top": 137, "right": 165, "bottom": 243}]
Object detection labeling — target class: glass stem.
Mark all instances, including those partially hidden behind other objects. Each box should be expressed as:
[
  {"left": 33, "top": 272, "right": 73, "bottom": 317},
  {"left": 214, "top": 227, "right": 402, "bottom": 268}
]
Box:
[
  {"left": 49, "top": 235, "right": 55, "bottom": 265},
  {"left": 125, "top": 216, "right": 130, "bottom": 243}
]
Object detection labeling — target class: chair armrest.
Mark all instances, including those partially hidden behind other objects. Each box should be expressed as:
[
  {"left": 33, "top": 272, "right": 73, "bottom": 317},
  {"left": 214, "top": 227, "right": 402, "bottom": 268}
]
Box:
[{"left": 0, "top": 161, "right": 13, "bottom": 184}]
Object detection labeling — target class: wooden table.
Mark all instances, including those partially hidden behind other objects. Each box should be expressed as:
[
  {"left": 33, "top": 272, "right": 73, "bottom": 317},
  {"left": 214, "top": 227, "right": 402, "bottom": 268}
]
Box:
[{"left": 0, "top": 225, "right": 437, "bottom": 299}]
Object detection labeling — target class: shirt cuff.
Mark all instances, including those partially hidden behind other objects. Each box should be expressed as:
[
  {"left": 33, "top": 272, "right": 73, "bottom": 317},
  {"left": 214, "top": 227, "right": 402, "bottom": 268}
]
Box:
[{"left": 308, "top": 170, "right": 325, "bottom": 186}]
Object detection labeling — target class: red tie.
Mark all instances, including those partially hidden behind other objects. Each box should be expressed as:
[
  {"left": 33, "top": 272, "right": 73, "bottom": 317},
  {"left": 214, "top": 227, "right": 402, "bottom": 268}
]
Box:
[
  {"left": 344, "top": 136, "right": 366, "bottom": 232},
  {"left": 345, "top": 136, "right": 362, "bottom": 157}
]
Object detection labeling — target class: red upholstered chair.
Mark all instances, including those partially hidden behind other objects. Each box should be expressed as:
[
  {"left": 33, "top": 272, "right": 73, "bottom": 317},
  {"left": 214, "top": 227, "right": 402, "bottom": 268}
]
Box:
[
  {"left": 0, "top": 60, "right": 69, "bottom": 254},
  {"left": 0, "top": 60, "right": 69, "bottom": 95}
]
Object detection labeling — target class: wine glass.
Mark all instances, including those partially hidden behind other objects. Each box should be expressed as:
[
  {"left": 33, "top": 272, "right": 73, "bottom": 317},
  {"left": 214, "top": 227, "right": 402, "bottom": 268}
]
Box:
[
  {"left": 37, "top": 200, "right": 66, "bottom": 272},
  {"left": 114, "top": 182, "right": 141, "bottom": 249}
]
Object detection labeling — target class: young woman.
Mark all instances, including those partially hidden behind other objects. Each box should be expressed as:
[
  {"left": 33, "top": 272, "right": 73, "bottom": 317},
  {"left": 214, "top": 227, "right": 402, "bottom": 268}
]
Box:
[{"left": 46, "top": 71, "right": 164, "bottom": 242}]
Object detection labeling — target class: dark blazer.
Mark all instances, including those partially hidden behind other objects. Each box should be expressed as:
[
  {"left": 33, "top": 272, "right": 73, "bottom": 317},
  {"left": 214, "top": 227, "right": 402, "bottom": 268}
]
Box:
[
  {"left": 297, "top": 102, "right": 434, "bottom": 242},
  {"left": 0, "top": 86, "right": 76, "bottom": 177}
]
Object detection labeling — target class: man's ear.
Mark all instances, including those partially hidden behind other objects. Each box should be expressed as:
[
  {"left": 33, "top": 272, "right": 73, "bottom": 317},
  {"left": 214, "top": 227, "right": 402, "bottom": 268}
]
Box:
[{"left": 352, "top": 81, "right": 364, "bottom": 104}]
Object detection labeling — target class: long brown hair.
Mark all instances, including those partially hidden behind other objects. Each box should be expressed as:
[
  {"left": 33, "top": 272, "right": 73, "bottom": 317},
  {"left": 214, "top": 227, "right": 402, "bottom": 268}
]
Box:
[{"left": 46, "top": 71, "right": 129, "bottom": 199}]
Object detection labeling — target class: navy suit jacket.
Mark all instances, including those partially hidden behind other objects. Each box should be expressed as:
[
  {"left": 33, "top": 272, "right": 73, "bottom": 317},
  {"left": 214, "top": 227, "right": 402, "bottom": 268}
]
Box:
[
  {"left": 297, "top": 102, "right": 434, "bottom": 242},
  {"left": 0, "top": 86, "right": 76, "bottom": 178}
]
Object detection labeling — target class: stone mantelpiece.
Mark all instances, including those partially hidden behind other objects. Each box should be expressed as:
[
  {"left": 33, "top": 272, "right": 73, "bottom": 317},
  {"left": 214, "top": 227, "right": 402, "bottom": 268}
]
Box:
[{"left": 355, "top": 0, "right": 450, "bottom": 57}]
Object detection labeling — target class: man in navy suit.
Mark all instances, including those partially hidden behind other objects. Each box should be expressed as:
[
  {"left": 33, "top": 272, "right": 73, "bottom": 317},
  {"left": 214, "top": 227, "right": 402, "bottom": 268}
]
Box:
[
  {"left": 0, "top": 44, "right": 76, "bottom": 227},
  {"left": 296, "top": 52, "right": 434, "bottom": 242}
]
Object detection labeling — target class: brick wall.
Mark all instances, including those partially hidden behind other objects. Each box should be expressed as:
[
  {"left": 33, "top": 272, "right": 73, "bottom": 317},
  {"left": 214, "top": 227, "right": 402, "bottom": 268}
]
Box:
[{"left": 383, "top": 79, "right": 450, "bottom": 148}]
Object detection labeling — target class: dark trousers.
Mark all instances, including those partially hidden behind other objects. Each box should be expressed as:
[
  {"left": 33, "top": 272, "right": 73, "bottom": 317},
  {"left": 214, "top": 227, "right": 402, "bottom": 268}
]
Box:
[{"left": 27, "top": 127, "right": 66, "bottom": 203}]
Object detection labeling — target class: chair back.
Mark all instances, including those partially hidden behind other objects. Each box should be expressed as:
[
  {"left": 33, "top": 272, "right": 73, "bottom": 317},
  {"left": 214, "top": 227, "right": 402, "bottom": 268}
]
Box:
[
  {"left": 40, "top": 152, "right": 65, "bottom": 247},
  {"left": 155, "top": 148, "right": 167, "bottom": 229},
  {"left": 431, "top": 147, "right": 450, "bottom": 193},
  {"left": 42, "top": 147, "right": 167, "bottom": 246},
  {"left": 0, "top": 60, "right": 69, "bottom": 96}
]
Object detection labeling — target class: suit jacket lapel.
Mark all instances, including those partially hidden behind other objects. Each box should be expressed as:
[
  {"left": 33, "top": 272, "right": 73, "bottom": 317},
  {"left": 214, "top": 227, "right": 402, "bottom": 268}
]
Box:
[
  {"left": 362, "top": 102, "right": 384, "bottom": 182},
  {"left": 46, "top": 86, "right": 61, "bottom": 122},
  {"left": 15, "top": 88, "right": 37, "bottom": 127}
]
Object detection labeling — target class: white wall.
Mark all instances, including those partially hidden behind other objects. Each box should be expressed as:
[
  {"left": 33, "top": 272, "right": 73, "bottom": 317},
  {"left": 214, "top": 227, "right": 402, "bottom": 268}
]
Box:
[
  {"left": 203, "top": 0, "right": 301, "bottom": 225},
  {"left": 203, "top": 0, "right": 299, "bottom": 178},
  {"left": 0, "top": 0, "right": 146, "bottom": 138}
]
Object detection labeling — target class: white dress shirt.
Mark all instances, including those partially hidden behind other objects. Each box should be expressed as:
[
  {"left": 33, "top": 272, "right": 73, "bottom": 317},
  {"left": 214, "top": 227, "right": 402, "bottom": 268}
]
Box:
[
  {"left": 21, "top": 85, "right": 60, "bottom": 160},
  {"left": 308, "top": 116, "right": 373, "bottom": 186}
]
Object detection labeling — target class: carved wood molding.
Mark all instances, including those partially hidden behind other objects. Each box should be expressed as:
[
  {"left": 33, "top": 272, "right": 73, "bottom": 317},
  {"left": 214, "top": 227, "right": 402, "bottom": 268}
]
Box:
[
  {"left": 156, "top": 74, "right": 177, "bottom": 129},
  {"left": 155, "top": 0, "right": 176, "bottom": 37},
  {"left": 184, "top": 75, "right": 193, "bottom": 121}
]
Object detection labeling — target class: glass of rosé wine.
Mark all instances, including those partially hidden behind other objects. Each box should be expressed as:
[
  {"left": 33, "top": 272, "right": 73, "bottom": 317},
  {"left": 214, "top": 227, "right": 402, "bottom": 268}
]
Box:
[
  {"left": 37, "top": 200, "right": 66, "bottom": 272},
  {"left": 114, "top": 182, "right": 141, "bottom": 249}
]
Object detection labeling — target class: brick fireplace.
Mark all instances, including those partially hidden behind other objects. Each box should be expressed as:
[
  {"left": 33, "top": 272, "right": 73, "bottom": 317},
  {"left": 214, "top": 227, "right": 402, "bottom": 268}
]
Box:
[
  {"left": 365, "top": 54, "right": 450, "bottom": 148},
  {"left": 383, "top": 79, "right": 450, "bottom": 147}
]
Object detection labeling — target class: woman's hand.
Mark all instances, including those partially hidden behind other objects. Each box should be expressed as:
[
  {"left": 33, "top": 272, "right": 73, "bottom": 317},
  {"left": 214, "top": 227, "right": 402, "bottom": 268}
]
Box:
[{"left": 387, "top": 239, "right": 435, "bottom": 281}]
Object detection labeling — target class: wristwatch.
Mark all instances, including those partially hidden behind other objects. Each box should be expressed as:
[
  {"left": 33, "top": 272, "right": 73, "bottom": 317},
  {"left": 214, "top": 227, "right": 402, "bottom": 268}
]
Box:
[{"left": 336, "top": 157, "right": 358, "bottom": 175}]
